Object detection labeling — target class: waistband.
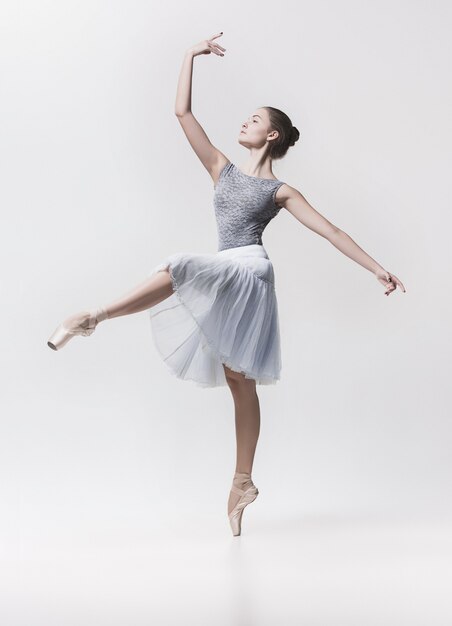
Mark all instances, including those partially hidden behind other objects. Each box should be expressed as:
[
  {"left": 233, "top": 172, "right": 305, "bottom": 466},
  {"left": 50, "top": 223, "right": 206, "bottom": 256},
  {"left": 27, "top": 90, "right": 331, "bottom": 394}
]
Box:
[{"left": 216, "top": 243, "right": 269, "bottom": 260}]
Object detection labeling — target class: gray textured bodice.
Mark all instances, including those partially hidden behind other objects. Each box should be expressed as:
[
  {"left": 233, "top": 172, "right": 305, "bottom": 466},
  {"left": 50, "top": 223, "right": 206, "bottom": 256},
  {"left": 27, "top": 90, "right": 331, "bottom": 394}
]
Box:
[{"left": 213, "top": 162, "right": 285, "bottom": 251}]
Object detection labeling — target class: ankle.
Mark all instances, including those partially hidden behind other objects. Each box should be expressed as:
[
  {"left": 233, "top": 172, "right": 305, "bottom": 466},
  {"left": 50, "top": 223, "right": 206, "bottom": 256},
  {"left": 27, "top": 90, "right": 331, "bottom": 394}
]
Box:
[
  {"left": 233, "top": 471, "right": 253, "bottom": 486},
  {"left": 234, "top": 471, "right": 252, "bottom": 478},
  {"left": 95, "top": 307, "right": 109, "bottom": 323}
]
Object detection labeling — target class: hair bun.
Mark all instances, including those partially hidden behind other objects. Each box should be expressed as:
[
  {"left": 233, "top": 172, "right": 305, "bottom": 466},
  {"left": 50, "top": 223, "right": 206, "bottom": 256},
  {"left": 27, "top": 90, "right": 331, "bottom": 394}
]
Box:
[{"left": 289, "top": 125, "right": 300, "bottom": 147}]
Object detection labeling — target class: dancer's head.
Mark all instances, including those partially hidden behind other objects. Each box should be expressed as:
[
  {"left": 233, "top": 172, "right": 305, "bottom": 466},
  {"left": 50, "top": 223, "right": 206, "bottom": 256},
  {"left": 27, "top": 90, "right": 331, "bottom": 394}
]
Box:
[{"left": 238, "top": 106, "right": 300, "bottom": 161}]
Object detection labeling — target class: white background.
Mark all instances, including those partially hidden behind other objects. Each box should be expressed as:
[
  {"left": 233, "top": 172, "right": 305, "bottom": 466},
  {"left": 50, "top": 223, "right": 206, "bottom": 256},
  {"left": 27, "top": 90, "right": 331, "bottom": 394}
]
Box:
[{"left": 1, "top": 0, "right": 451, "bottom": 624}]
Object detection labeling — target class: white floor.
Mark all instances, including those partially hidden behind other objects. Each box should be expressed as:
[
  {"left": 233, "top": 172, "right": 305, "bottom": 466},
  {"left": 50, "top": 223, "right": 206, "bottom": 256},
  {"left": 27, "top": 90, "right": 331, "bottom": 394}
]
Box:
[{"left": 2, "top": 513, "right": 451, "bottom": 626}]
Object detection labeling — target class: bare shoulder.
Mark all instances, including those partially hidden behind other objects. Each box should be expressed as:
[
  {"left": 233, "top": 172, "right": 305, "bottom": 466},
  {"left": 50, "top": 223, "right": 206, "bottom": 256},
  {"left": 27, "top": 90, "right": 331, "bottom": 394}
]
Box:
[
  {"left": 274, "top": 182, "right": 298, "bottom": 209},
  {"left": 273, "top": 181, "right": 338, "bottom": 237}
]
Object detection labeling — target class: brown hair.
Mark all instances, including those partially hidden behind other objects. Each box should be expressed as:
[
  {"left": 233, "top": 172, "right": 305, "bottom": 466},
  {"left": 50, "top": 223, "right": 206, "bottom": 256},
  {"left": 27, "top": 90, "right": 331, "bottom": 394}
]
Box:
[{"left": 262, "top": 106, "right": 300, "bottom": 161}]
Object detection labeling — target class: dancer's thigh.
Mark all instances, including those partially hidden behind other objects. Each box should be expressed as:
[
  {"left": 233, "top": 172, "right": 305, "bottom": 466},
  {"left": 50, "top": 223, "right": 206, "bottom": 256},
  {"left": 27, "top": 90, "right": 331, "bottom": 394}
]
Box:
[{"left": 149, "top": 269, "right": 175, "bottom": 306}]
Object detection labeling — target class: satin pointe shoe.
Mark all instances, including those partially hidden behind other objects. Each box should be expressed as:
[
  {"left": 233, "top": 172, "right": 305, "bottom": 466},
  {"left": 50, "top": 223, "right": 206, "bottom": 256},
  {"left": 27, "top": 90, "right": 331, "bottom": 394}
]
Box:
[
  {"left": 47, "top": 307, "right": 109, "bottom": 351},
  {"left": 228, "top": 472, "right": 259, "bottom": 537}
]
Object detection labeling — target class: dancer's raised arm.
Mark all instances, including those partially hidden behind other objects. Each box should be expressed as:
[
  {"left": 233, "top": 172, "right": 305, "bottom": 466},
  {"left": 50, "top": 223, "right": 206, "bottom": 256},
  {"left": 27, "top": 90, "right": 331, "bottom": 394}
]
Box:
[{"left": 175, "top": 33, "right": 229, "bottom": 185}]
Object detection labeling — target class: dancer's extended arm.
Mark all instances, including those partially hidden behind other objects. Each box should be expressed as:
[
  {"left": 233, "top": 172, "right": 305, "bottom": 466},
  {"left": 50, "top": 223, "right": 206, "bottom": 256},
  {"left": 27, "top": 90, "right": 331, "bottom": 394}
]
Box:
[{"left": 278, "top": 184, "right": 406, "bottom": 296}]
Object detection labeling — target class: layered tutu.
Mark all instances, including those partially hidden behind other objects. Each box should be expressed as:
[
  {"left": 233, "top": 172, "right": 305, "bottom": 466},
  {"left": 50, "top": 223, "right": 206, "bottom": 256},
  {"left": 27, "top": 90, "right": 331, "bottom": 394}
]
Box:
[{"left": 148, "top": 244, "right": 282, "bottom": 388}]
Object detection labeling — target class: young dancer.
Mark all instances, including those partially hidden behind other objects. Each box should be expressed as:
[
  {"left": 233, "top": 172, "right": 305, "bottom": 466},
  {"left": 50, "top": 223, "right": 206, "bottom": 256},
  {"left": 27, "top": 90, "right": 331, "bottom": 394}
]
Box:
[{"left": 48, "top": 33, "right": 406, "bottom": 536}]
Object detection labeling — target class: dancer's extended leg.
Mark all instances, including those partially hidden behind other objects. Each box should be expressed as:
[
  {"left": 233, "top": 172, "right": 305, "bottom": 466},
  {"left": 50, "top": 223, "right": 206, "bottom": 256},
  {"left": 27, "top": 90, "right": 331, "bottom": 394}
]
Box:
[
  {"left": 49, "top": 269, "right": 174, "bottom": 349},
  {"left": 102, "top": 269, "right": 174, "bottom": 319}
]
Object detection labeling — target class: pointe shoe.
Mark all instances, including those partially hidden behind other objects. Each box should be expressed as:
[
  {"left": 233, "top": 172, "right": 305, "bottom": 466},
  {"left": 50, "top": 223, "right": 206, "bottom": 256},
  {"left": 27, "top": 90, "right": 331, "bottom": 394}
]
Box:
[
  {"left": 47, "top": 307, "right": 109, "bottom": 351},
  {"left": 228, "top": 473, "right": 259, "bottom": 537}
]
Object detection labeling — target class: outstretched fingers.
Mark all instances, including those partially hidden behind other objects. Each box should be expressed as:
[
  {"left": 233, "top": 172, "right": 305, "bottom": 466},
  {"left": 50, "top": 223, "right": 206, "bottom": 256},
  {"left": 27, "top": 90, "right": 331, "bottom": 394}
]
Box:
[{"left": 208, "top": 32, "right": 226, "bottom": 55}]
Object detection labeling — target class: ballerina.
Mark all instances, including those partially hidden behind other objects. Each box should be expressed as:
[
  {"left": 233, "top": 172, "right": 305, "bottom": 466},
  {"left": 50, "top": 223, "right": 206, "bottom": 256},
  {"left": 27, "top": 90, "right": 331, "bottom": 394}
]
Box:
[{"left": 47, "top": 32, "right": 406, "bottom": 536}]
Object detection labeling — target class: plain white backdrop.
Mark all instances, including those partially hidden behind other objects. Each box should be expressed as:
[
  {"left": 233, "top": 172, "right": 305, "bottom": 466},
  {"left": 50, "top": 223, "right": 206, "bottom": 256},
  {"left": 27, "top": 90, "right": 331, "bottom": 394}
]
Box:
[{"left": 1, "top": 0, "right": 451, "bottom": 624}]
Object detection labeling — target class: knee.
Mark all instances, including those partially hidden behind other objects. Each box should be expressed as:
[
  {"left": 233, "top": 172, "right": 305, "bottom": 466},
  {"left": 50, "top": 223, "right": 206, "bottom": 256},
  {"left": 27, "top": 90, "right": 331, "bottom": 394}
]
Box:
[{"left": 223, "top": 365, "right": 256, "bottom": 392}]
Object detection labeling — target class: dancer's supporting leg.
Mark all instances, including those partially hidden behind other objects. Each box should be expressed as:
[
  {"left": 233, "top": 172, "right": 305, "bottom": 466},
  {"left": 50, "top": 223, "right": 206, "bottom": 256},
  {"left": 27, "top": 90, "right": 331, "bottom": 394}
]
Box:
[{"left": 223, "top": 365, "right": 260, "bottom": 515}]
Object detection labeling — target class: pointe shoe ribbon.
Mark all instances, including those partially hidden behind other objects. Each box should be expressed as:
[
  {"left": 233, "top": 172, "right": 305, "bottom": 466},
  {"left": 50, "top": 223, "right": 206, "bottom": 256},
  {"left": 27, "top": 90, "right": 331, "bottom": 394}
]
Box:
[
  {"left": 47, "top": 308, "right": 109, "bottom": 351},
  {"left": 228, "top": 482, "right": 259, "bottom": 536}
]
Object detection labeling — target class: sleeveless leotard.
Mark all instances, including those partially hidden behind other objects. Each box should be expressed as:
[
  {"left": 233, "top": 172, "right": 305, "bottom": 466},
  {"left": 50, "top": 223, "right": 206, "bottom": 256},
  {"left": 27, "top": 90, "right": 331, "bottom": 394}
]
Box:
[{"left": 213, "top": 162, "right": 285, "bottom": 252}]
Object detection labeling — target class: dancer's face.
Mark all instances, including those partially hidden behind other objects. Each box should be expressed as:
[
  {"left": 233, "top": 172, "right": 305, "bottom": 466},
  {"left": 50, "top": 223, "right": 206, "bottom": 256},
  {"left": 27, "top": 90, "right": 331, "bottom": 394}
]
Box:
[{"left": 238, "top": 108, "right": 277, "bottom": 148}]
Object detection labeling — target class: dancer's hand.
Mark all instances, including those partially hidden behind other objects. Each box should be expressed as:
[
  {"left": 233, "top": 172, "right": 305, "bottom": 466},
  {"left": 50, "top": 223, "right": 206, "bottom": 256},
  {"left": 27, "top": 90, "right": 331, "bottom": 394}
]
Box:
[
  {"left": 188, "top": 32, "right": 226, "bottom": 58},
  {"left": 375, "top": 268, "right": 406, "bottom": 296}
]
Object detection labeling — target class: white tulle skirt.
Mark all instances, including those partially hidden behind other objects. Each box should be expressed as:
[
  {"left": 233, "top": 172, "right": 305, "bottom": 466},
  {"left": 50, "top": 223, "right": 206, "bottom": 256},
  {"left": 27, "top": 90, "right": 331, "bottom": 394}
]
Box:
[{"left": 148, "top": 243, "right": 282, "bottom": 388}]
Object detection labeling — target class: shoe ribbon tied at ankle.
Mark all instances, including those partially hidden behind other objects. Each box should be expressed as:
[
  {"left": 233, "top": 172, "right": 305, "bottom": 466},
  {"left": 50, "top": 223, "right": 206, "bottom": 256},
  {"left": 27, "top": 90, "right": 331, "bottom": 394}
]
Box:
[{"left": 229, "top": 484, "right": 259, "bottom": 517}]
